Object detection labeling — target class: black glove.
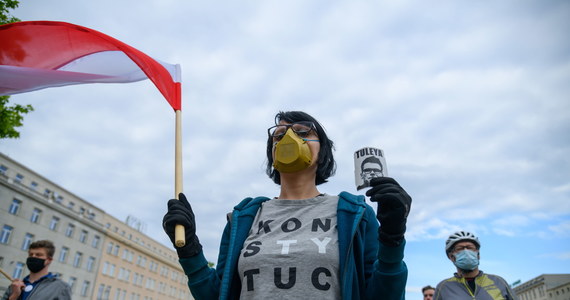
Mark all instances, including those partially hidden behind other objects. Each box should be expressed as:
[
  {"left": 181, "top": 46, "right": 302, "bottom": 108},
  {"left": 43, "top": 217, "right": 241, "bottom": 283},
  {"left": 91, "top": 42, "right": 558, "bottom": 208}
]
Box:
[
  {"left": 162, "top": 193, "right": 202, "bottom": 258},
  {"left": 366, "top": 177, "right": 412, "bottom": 247}
]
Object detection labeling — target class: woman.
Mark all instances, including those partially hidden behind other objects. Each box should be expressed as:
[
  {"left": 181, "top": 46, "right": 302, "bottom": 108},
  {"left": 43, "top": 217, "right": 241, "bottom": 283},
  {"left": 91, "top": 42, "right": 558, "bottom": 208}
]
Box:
[{"left": 163, "top": 111, "right": 411, "bottom": 299}]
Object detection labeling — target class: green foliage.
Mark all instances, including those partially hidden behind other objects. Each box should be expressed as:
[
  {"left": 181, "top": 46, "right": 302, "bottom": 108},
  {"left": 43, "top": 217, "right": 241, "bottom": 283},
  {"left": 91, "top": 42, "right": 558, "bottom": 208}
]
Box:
[
  {"left": 1, "top": 0, "right": 33, "bottom": 140},
  {"left": 0, "top": 0, "right": 20, "bottom": 25},
  {"left": 0, "top": 96, "right": 34, "bottom": 139}
]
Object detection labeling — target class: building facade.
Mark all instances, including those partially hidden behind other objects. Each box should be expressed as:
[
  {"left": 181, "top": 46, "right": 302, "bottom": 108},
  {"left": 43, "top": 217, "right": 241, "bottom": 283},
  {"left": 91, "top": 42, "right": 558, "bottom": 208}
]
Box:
[
  {"left": 0, "top": 153, "right": 191, "bottom": 300},
  {"left": 514, "top": 274, "right": 570, "bottom": 300},
  {"left": 94, "top": 213, "right": 189, "bottom": 300}
]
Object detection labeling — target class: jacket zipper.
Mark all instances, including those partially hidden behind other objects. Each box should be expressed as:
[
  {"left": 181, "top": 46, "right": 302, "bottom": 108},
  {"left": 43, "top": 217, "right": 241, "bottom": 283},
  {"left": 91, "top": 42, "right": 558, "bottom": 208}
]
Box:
[
  {"left": 461, "top": 277, "right": 476, "bottom": 299},
  {"left": 341, "top": 206, "right": 365, "bottom": 298}
]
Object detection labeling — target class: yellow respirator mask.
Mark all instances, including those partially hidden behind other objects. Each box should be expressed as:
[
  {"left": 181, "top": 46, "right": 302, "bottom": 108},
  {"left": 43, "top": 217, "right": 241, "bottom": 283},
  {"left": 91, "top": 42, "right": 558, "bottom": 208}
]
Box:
[{"left": 273, "top": 128, "right": 316, "bottom": 173}]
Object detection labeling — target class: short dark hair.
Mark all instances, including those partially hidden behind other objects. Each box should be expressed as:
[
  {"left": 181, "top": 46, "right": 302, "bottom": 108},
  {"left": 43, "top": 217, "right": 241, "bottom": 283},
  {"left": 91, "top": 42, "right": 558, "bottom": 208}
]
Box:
[
  {"left": 29, "top": 240, "right": 56, "bottom": 258},
  {"left": 422, "top": 285, "right": 435, "bottom": 293},
  {"left": 266, "top": 111, "right": 336, "bottom": 185},
  {"left": 361, "top": 155, "right": 382, "bottom": 170}
]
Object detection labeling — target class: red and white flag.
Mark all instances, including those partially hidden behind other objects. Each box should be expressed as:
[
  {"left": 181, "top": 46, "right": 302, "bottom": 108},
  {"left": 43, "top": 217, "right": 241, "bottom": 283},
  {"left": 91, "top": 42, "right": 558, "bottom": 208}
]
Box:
[{"left": 0, "top": 21, "right": 181, "bottom": 110}]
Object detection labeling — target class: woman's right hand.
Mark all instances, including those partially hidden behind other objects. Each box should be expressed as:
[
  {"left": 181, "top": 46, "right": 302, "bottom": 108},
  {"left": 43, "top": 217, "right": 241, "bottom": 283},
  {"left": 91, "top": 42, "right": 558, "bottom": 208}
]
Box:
[{"left": 162, "top": 193, "right": 203, "bottom": 257}]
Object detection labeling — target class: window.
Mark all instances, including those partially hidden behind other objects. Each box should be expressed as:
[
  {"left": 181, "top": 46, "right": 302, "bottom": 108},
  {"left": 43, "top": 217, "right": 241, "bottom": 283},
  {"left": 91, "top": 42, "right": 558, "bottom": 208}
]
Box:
[
  {"left": 59, "top": 247, "right": 69, "bottom": 262},
  {"left": 79, "top": 230, "right": 88, "bottom": 243},
  {"left": 73, "top": 252, "right": 83, "bottom": 268},
  {"left": 97, "top": 284, "right": 105, "bottom": 300},
  {"left": 12, "top": 262, "right": 24, "bottom": 279},
  {"left": 121, "top": 250, "right": 134, "bottom": 262},
  {"left": 9, "top": 199, "right": 22, "bottom": 215},
  {"left": 87, "top": 256, "right": 96, "bottom": 272},
  {"left": 107, "top": 242, "right": 114, "bottom": 254},
  {"left": 103, "top": 262, "right": 116, "bottom": 278},
  {"left": 65, "top": 224, "right": 75, "bottom": 237},
  {"left": 30, "top": 181, "right": 38, "bottom": 191},
  {"left": 149, "top": 261, "right": 158, "bottom": 272},
  {"left": 43, "top": 188, "right": 52, "bottom": 198},
  {"left": 92, "top": 235, "right": 101, "bottom": 248},
  {"left": 21, "top": 233, "right": 34, "bottom": 250},
  {"left": 113, "top": 244, "right": 120, "bottom": 256},
  {"left": 81, "top": 281, "right": 90, "bottom": 297},
  {"left": 67, "top": 201, "right": 75, "bottom": 210},
  {"left": 30, "top": 208, "right": 42, "bottom": 223},
  {"left": 102, "top": 261, "right": 109, "bottom": 275},
  {"left": 0, "top": 165, "right": 8, "bottom": 175},
  {"left": 118, "top": 268, "right": 131, "bottom": 281},
  {"left": 104, "top": 286, "right": 111, "bottom": 300},
  {"left": 49, "top": 216, "right": 60, "bottom": 231},
  {"left": 1, "top": 225, "right": 13, "bottom": 244},
  {"left": 55, "top": 195, "right": 64, "bottom": 204},
  {"left": 68, "top": 277, "right": 77, "bottom": 293},
  {"left": 14, "top": 173, "right": 24, "bottom": 183},
  {"left": 145, "top": 278, "right": 155, "bottom": 289}
]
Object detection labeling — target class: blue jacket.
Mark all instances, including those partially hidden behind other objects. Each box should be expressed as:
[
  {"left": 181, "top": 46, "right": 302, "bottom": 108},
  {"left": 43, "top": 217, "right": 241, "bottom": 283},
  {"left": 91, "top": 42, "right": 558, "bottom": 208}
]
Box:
[{"left": 178, "top": 192, "right": 407, "bottom": 300}]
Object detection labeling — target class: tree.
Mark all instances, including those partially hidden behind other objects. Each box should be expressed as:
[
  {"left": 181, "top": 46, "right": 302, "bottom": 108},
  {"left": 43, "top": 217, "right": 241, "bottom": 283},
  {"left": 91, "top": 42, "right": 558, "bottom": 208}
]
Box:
[
  {"left": 0, "top": 96, "right": 33, "bottom": 138},
  {"left": 0, "top": 0, "right": 20, "bottom": 24},
  {"left": 0, "top": 0, "right": 34, "bottom": 139}
]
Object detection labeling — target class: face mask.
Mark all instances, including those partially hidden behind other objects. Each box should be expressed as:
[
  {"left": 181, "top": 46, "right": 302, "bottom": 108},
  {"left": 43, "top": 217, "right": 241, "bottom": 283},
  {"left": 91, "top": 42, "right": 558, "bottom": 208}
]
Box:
[
  {"left": 453, "top": 249, "right": 479, "bottom": 271},
  {"left": 273, "top": 129, "right": 313, "bottom": 173},
  {"left": 26, "top": 257, "right": 46, "bottom": 273}
]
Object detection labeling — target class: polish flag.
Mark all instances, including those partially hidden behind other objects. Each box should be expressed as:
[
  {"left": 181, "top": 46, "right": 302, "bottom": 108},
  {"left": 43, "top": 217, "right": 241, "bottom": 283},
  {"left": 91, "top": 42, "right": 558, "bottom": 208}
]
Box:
[{"left": 0, "top": 21, "right": 181, "bottom": 111}]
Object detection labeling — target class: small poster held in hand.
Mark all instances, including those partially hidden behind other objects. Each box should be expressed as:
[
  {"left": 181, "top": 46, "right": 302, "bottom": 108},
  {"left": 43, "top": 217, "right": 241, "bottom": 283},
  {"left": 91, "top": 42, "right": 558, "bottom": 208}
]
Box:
[{"left": 354, "top": 147, "right": 388, "bottom": 191}]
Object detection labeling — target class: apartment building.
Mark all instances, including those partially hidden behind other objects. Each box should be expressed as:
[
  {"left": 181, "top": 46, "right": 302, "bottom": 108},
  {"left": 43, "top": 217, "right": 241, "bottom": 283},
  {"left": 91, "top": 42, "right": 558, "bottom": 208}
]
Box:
[
  {"left": 514, "top": 274, "right": 570, "bottom": 300},
  {"left": 0, "top": 152, "right": 191, "bottom": 299},
  {"left": 95, "top": 213, "right": 189, "bottom": 299}
]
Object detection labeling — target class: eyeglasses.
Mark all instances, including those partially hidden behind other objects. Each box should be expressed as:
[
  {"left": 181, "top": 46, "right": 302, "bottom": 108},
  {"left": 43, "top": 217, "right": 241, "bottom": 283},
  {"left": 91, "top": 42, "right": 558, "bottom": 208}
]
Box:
[
  {"left": 268, "top": 121, "right": 316, "bottom": 141},
  {"left": 362, "top": 168, "right": 382, "bottom": 175},
  {"left": 453, "top": 245, "right": 478, "bottom": 253}
]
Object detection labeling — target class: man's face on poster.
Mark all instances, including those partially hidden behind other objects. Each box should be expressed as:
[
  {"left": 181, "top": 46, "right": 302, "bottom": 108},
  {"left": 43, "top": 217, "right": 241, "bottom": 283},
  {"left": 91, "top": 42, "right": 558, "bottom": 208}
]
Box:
[{"left": 361, "top": 161, "right": 383, "bottom": 184}]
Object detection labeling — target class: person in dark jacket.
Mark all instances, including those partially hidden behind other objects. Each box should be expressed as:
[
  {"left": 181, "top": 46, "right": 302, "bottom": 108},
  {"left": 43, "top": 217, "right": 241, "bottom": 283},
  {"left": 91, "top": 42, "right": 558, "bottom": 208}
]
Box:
[
  {"left": 163, "top": 110, "right": 412, "bottom": 299},
  {"left": 2, "top": 240, "right": 71, "bottom": 300}
]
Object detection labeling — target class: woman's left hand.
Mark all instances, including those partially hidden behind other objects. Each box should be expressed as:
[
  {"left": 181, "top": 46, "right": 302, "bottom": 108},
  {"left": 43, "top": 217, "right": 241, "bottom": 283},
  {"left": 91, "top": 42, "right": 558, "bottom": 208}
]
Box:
[{"left": 366, "top": 177, "right": 412, "bottom": 247}]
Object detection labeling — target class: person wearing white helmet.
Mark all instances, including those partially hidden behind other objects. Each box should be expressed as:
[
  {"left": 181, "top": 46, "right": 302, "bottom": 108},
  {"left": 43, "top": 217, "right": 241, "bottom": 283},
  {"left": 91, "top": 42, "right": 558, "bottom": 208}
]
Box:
[{"left": 434, "top": 231, "right": 518, "bottom": 300}]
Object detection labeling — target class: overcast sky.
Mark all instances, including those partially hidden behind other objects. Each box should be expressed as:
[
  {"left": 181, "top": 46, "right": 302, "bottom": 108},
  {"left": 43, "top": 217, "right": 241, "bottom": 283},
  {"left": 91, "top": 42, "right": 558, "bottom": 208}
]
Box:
[{"left": 1, "top": 0, "right": 569, "bottom": 298}]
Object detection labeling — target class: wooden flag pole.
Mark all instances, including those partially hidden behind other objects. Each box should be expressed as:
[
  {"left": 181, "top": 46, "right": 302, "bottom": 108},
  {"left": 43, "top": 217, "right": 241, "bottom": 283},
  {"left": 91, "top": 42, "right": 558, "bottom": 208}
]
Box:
[
  {"left": 174, "top": 109, "right": 186, "bottom": 247},
  {"left": 0, "top": 267, "right": 13, "bottom": 281}
]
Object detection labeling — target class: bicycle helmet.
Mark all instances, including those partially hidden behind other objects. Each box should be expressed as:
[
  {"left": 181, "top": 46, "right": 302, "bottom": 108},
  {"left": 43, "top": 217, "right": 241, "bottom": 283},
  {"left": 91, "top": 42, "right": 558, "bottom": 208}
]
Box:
[{"left": 445, "top": 231, "right": 480, "bottom": 254}]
